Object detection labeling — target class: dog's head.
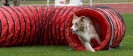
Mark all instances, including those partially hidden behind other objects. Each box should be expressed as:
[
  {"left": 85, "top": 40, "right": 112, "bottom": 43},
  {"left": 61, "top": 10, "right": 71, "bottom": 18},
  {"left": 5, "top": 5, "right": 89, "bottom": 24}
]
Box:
[{"left": 70, "top": 14, "right": 92, "bottom": 34}]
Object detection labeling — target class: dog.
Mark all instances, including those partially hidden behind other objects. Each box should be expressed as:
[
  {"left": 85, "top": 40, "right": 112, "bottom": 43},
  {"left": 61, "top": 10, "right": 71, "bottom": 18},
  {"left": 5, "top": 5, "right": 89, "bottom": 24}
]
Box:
[{"left": 70, "top": 14, "right": 101, "bottom": 52}]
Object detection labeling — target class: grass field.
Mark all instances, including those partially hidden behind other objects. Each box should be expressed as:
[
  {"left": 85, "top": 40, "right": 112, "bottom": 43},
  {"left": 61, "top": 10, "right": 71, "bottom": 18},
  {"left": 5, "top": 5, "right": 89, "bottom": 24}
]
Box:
[{"left": 0, "top": 14, "right": 133, "bottom": 56}]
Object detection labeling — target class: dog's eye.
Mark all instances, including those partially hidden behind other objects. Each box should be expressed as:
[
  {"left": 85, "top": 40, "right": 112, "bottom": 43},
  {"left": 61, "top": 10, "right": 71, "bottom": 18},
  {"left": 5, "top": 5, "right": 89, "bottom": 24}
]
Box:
[
  {"left": 72, "top": 23, "right": 74, "bottom": 25},
  {"left": 75, "top": 23, "right": 77, "bottom": 25}
]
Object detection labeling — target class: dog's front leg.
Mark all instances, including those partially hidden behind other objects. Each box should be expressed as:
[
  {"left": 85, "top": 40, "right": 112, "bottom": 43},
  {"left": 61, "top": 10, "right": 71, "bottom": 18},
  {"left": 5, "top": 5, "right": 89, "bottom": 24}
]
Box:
[
  {"left": 95, "top": 35, "right": 101, "bottom": 45},
  {"left": 84, "top": 42, "right": 95, "bottom": 52}
]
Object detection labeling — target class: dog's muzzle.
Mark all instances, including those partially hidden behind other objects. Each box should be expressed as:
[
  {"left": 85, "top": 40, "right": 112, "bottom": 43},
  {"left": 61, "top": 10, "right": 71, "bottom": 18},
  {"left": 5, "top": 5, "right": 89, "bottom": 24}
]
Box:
[{"left": 70, "top": 28, "right": 77, "bottom": 34}]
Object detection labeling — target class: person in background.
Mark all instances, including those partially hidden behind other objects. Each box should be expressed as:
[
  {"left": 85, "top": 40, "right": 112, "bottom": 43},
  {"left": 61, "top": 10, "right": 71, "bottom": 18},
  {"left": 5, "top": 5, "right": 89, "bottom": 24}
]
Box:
[
  {"left": 0, "top": 0, "right": 20, "bottom": 6},
  {"left": 13, "top": 0, "right": 21, "bottom": 6},
  {"left": 0, "top": 0, "right": 10, "bottom": 6}
]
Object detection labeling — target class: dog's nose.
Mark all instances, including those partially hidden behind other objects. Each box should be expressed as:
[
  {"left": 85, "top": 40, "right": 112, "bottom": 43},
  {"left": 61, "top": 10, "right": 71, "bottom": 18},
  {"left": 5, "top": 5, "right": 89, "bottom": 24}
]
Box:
[{"left": 70, "top": 28, "right": 73, "bottom": 31}]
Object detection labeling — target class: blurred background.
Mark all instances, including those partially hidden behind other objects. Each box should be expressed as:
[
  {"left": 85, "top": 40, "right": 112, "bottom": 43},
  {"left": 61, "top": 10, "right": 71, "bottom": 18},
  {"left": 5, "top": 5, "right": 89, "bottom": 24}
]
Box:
[
  {"left": 4, "top": 0, "right": 133, "bottom": 5},
  {"left": 0, "top": 0, "right": 133, "bottom": 14}
]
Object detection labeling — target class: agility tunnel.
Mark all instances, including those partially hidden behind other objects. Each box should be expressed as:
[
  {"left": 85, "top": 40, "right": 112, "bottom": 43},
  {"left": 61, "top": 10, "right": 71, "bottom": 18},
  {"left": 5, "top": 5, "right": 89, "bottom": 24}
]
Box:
[{"left": 0, "top": 6, "right": 125, "bottom": 51}]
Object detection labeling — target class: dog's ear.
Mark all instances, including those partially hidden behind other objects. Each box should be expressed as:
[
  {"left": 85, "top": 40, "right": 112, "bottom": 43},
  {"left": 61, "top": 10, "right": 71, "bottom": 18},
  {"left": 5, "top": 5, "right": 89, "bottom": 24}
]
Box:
[
  {"left": 73, "top": 14, "right": 78, "bottom": 19},
  {"left": 80, "top": 16, "right": 86, "bottom": 22}
]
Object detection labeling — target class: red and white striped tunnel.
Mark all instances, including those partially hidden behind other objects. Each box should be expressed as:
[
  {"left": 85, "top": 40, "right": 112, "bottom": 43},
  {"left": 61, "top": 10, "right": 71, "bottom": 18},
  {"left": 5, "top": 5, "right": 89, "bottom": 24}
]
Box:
[{"left": 0, "top": 6, "right": 125, "bottom": 51}]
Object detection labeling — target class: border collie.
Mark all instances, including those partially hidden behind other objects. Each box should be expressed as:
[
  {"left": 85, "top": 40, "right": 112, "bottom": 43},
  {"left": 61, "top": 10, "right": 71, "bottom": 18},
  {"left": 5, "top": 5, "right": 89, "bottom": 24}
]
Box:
[{"left": 70, "top": 14, "right": 101, "bottom": 52}]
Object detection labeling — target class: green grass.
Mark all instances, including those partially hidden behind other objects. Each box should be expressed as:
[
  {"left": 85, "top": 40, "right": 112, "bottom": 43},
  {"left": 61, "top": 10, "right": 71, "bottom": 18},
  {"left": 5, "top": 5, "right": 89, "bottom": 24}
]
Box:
[
  {"left": 122, "top": 14, "right": 133, "bottom": 37},
  {"left": 0, "top": 14, "right": 133, "bottom": 56}
]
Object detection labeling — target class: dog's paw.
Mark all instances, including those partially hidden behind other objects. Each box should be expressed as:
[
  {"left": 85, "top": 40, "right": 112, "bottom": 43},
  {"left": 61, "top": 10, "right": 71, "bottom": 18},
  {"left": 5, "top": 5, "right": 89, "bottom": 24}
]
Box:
[
  {"left": 90, "top": 49, "right": 96, "bottom": 52},
  {"left": 86, "top": 48, "right": 96, "bottom": 52}
]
